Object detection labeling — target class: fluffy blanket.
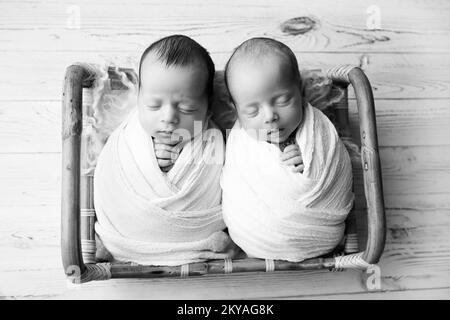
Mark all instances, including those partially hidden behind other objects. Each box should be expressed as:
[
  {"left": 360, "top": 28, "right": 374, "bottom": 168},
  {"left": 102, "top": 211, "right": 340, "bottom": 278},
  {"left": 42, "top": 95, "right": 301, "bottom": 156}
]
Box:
[
  {"left": 94, "top": 108, "right": 236, "bottom": 266},
  {"left": 220, "top": 103, "right": 354, "bottom": 262}
]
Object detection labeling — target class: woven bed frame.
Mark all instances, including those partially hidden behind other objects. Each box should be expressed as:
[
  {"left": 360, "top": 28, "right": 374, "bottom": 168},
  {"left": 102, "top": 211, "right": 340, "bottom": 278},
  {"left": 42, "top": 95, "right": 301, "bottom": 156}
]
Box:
[{"left": 61, "top": 63, "right": 386, "bottom": 283}]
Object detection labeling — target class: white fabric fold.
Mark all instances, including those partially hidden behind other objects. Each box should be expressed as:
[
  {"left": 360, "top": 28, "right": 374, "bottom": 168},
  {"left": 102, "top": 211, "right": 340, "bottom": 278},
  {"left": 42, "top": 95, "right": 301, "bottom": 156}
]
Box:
[
  {"left": 94, "top": 108, "right": 234, "bottom": 266},
  {"left": 221, "top": 103, "right": 354, "bottom": 262}
]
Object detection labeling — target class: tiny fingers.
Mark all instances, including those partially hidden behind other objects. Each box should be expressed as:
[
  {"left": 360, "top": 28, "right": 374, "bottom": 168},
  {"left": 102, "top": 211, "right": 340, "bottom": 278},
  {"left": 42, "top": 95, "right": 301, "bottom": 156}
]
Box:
[
  {"left": 280, "top": 151, "right": 303, "bottom": 162},
  {"left": 154, "top": 142, "right": 176, "bottom": 152},
  {"left": 153, "top": 135, "right": 183, "bottom": 146},
  {"left": 160, "top": 163, "right": 174, "bottom": 173},
  {"left": 155, "top": 149, "right": 179, "bottom": 161},
  {"left": 157, "top": 158, "right": 174, "bottom": 168},
  {"left": 282, "top": 155, "right": 303, "bottom": 167},
  {"left": 280, "top": 144, "right": 302, "bottom": 161},
  {"left": 291, "top": 164, "right": 305, "bottom": 173},
  {"left": 283, "top": 144, "right": 299, "bottom": 153},
  {"left": 279, "top": 143, "right": 304, "bottom": 173}
]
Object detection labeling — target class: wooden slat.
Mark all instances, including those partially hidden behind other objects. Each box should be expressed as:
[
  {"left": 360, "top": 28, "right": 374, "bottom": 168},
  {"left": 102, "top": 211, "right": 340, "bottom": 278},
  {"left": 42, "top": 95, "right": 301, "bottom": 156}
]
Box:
[
  {"left": 376, "top": 210, "right": 450, "bottom": 289},
  {"left": 348, "top": 99, "right": 450, "bottom": 147},
  {"left": 0, "top": 268, "right": 365, "bottom": 299},
  {"left": 0, "top": 153, "right": 61, "bottom": 207},
  {"left": 0, "top": 52, "right": 449, "bottom": 101},
  {"left": 0, "top": 206, "right": 60, "bottom": 272},
  {"left": 3, "top": 206, "right": 449, "bottom": 272},
  {"left": 0, "top": 0, "right": 449, "bottom": 53},
  {"left": 279, "top": 287, "right": 450, "bottom": 300},
  {"left": 1, "top": 207, "right": 449, "bottom": 298},
  {"left": 1, "top": 99, "right": 449, "bottom": 153},
  {"left": 0, "top": 146, "right": 449, "bottom": 208},
  {"left": 0, "top": 101, "right": 60, "bottom": 153},
  {"left": 3, "top": 271, "right": 449, "bottom": 300},
  {"left": 0, "top": 210, "right": 450, "bottom": 299},
  {"left": 354, "top": 145, "right": 450, "bottom": 208},
  {"left": 1, "top": 0, "right": 449, "bottom": 300}
]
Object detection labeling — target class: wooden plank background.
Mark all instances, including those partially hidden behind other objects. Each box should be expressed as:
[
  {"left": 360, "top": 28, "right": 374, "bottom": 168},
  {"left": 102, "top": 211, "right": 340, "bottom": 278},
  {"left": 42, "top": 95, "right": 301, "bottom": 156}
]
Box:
[{"left": 1, "top": 0, "right": 449, "bottom": 299}]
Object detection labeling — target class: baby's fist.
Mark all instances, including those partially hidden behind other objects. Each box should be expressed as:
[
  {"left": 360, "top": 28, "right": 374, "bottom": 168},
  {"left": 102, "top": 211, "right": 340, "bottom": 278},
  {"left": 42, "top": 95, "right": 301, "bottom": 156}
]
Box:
[
  {"left": 280, "top": 143, "right": 304, "bottom": 173},
  {"left": 153, "top": 139, "right": 182, "bottom": 172}
]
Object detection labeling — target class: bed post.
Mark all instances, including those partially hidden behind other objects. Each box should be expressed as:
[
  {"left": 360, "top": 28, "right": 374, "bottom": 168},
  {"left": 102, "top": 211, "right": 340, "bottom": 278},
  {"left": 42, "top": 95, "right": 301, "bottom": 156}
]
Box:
[
  {"left": 348, "top": 67, "right": 386, "bottom": 264},
  {"left": 327, "top": 65, "right": 386, "bottom": 265},
  {"left": 61, "top": 64, "right": 96, "bottom": 281}
]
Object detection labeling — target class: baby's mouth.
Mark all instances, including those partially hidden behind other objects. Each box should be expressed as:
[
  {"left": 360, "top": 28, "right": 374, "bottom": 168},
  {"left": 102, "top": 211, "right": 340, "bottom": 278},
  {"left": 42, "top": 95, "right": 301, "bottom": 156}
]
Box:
[
  {"left": 157, "top": 130, "right": 173, "bottom": 137},
  {"left": 157, "top": 127, "right": 177, "bottom": 135},
  {"left": 156, "top": 130, "right": 183, "bottom": 143},
  {"left": 267, "top": 128, "right": 284, "bottom": 135}
]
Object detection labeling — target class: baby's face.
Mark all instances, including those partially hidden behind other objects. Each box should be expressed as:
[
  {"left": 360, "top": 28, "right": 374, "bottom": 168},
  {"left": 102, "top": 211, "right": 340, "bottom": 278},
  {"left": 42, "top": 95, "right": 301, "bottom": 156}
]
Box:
[
  {"left": 228, "top": 56, "right": 303, "bottom": 144},
  {"left": 138, "top": 57, "right": 209, "bottom": 144}
]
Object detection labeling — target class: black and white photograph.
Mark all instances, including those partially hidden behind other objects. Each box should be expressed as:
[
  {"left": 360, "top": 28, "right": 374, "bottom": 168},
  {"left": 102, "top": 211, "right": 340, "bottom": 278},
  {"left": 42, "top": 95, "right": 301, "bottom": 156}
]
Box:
[{"left": 1, "top": 0, "right": 449, "bottom": 302}]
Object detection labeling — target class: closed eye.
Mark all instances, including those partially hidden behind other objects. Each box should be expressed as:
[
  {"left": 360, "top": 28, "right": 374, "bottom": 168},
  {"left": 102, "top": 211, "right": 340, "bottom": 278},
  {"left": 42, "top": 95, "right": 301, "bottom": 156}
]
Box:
[
  {"left": 146, "top": 105, "right": 161, "bottom": 110},
  {"left": 275, "top": 95, "right": 292, "bottom": 106},
  {"left": 243, "top": 105, "right": 259, "bottom": 117},
  {"left": 178, "top": 103, "right": 199, "bottom": 113}
]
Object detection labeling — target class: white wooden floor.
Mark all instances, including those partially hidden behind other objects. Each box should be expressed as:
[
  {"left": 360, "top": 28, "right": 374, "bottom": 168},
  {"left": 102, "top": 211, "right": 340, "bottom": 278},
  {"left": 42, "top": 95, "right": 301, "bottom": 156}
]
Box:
[{"left": 1, "top": 0, "right": 450, "bottom": 299}]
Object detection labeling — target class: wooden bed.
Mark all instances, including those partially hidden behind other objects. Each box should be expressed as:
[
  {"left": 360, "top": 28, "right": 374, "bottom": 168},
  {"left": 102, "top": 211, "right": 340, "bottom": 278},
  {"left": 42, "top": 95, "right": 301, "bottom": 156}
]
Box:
[{"left": 61, "top": 63, "right": 386, "bottom": 283}]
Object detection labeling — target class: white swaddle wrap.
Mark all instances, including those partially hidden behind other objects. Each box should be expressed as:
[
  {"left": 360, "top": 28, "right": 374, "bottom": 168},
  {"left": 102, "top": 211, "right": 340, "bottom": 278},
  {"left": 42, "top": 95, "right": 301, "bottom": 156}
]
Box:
[
  {"left": 221, "top": 103, "right": 354, "bottom": 262},
  {"left": 94, "top": 108, "right": 234, "bottom": 266}
]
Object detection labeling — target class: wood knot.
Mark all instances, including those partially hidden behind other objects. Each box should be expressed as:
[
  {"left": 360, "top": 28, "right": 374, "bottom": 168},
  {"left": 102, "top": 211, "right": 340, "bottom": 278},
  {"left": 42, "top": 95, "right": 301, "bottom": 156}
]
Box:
[{"left": 280, "top": 16, "right": 318, "bottom": 35}]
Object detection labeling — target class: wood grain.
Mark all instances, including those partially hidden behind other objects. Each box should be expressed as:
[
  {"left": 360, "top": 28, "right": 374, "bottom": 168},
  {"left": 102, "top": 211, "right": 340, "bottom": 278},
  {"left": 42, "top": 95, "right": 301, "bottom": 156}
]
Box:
[
  {"left": 0, "top": 0, "right": 449, "bottom": 53},
  {"left": 1, "top": 0, "right": 449, "bottom": 298},
  {"left": 1, "top": 99, "right": 449, "bottom": 153},
  {"left": 0, "top": 52, "right": 449, "bottom": 101},
  {"left": 0, "top": 268, "right": 365, "bottom": 299},
  {"left": 0, "top": 146, "right": 449, "bottom": 208},
  {"left": 279, "top": 287, "right": 450, "bottom": 299},
  {"left": 348, "top": 99, "right": 450, "bottom": 147},
  {"left": 1, "top": 207, "right": 449, "bottom": 298}
]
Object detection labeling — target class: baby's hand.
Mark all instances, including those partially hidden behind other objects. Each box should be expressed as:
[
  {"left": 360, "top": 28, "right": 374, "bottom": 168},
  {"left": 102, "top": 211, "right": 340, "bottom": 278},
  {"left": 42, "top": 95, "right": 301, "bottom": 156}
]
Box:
[
  {"left": 153, "top": 139, "right": 182, "bottom": 172},
  {"left": 280, "top": 143, "right": 304, "bottom": 173}
]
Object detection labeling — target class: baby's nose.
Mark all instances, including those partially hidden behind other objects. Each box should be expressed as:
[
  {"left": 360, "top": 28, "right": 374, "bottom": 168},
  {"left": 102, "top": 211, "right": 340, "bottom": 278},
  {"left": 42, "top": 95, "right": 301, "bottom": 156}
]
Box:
[
  {"left": 162, "top": 104, "right": 179, "bottom": 124},
  {"left": 263, "top": 105, "right": 278, "bottom": 123}
]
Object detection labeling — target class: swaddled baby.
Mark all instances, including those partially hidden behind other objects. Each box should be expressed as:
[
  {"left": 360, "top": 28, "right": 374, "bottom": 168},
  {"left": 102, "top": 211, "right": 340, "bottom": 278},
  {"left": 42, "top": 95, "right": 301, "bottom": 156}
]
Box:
[
  {"left": 221, "top": 38, "right": 354, "bottom": 262},
  {"left": 94, "top": 35, "right": 238, "bottom": 266}
]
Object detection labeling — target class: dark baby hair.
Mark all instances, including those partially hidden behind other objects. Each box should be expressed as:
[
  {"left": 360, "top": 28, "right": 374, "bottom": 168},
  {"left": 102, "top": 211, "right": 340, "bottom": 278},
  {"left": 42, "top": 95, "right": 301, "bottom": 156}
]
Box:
[
  {"left": 138, "top": 34, "right": 215, "bottom": 100},
  {"left": 224, "top": 37, "right": 302, "bottom": 102}
]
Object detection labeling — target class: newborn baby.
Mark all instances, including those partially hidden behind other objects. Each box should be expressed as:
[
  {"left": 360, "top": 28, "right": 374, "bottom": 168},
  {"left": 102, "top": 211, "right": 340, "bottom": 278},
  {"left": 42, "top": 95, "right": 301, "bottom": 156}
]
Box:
[
  {"left": 220, "top": 38, "right": 354, "bottom": 262},
  {"left": 93, "top": 35, "right": 238, "bottom": 266}
]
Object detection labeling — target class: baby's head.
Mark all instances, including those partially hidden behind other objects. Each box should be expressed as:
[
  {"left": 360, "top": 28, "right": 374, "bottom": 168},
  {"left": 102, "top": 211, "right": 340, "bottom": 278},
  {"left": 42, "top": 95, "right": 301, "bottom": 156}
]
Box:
[
  {"left": 225, "top": 37, "right": 304, "bottom": 143},
  {"left": 138, "top": 35, "right": 215, "bottom": 144}
]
